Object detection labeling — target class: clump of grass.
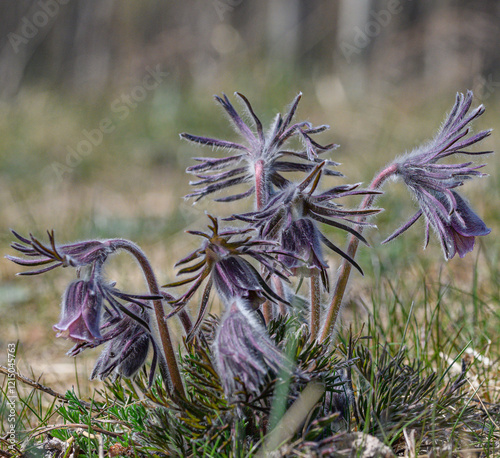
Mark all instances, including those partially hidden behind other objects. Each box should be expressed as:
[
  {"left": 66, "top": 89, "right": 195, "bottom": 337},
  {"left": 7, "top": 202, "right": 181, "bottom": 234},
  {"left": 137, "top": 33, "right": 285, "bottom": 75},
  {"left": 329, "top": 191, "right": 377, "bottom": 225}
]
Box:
[
  {"left": 2, "top": 306, "right": 499, "bottom": 456},
  {"left": 0, "top": 314, "right": 349, "bottom": 456}
]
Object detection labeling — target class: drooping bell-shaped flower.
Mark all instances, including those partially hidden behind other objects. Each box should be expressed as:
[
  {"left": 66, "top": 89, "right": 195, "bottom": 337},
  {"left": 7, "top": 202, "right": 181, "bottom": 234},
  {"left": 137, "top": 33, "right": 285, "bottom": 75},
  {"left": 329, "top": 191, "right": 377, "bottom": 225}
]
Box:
[
  {"left": 54, "top": 275, "right": 104, "bottom": 342},
  {"left": 165, "top": 215, "right": 294, "bottom": 339},
  {"left": 8, "top": 231, "right": 160, "bottom": 344},
  {"left": 232, "top": 163, "right": 381, "bottom": 289},
  {"left": 384, "top": 91, "right": 492, "bottom": 259},
  {"left": 420, "top": 190, "right": 491, "bottom": 259},
  {"left": 90, "top": 303, "right": 157, "bottom": 386},
  {"left": 53, "top": 261, "right": 156, "bottom": 344},
  {"left": 212, "top": 298, "right": 288, "bottom": 398}
]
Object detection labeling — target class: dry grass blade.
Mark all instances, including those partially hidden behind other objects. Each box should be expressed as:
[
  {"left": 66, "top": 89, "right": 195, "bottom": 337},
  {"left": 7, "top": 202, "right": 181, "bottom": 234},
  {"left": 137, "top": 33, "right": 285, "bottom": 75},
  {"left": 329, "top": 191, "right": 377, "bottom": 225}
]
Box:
[{"left": 257, "top": 381, "right": 325, "bottom": 456}]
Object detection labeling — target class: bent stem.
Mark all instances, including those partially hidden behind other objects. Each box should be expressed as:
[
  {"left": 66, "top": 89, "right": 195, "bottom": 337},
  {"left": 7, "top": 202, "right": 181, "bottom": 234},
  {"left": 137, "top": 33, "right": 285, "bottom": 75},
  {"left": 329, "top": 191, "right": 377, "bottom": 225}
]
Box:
[
  {"left": 319, "top": 164, "right": 398, "bottom": 342},
  {"left": 111, "top": 239, "right": 185, "bottom": 398}
]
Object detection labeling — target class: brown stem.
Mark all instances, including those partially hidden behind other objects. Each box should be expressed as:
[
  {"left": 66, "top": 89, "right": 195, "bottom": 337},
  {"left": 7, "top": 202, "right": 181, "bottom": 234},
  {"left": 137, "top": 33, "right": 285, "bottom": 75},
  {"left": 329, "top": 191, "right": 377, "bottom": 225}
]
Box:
[
  {"left": 111, "top": 239, "right": 185, "bottom": 398},
  {"left": 309, "top": 271, "right": 321, "bottom": 341},
  {"left": 273, "top": 276, "right": 288, "bottom": 316},
  {"left": 28, "top": 423, "right": 124, "bottom": 440},
  {"left": 319, "top": 164, "right": 397, "bottom": 342},
  {"left": 262, "top": 301, "right": 273, "bottom": 324}
]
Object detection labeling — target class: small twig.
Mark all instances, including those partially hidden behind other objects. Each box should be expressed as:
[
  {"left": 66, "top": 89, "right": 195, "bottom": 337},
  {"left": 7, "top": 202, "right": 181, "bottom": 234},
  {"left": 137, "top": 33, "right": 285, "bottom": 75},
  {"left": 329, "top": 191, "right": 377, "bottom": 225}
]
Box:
[
  {"left": 0, "top": 434, "right": 24, "bottom": 456},
  {"left": 28, "top": 423, "right": 124, "bottom": 440},
  {"left": 0, "top": 448, "right": 14, "bottom": 458},
  {"left": 0, "top": 364, "right": 90, "bottom": 408}
]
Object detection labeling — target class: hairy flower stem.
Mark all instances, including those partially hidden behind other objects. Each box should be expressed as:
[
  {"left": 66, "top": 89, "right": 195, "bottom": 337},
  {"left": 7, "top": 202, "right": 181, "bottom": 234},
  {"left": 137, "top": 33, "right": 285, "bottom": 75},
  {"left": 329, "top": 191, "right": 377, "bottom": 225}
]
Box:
[
  {"left": 273, "top": 277, "right": 288, "bottom": 316},
  {"left": 255, "top": 159, "right": 273, "bottom": 323},
  {"left": 111, "top": 239, "right": 185, "bottom": 398},
  {"left": 255, "top": 159, "right": 267, "bottom": 211},
  {"left": 319, "top": 164, "right": 398, "bottom": 342},
  {"left": 309, "top": 271, "right": 321, "bottom": 341},
  {"left": 262, "top": 300, "right": 273, "bottom": 324}
]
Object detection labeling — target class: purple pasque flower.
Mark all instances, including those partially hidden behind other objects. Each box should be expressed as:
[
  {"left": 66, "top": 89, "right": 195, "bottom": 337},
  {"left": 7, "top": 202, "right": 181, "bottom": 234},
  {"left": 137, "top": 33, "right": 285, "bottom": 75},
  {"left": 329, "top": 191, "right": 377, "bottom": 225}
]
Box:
[
  {"left": 7, "top": 230, "right": 114, "bottom": 274},
  {"left": 181, "top": 92, "right": 341, "bottom": 203},
  {"left": 213, "top": 298, "right": 288, "bottom": 397},
  {"left": 53, "top": 260, "right": 157, "bottom": 344},
  {"left": 164, "top": 215, "right": 293, "bottom": 339},
  {"left": 435, "top": 191, "right": 490, "bottom": 258},
  {"left": 383, "top": 91, "right": 492, "bottom": 259},
  {"left": 89, "top": 303, "right": 158, "bottom": 386},
  {"left": 53, "top": 274, "right": 104, "bottom": 342},
  {"left": 8, "top": 230, "right": 160, "bottom": 344},
  {"left": 232, "top": 162, "right": 381, "bottom": 289}
]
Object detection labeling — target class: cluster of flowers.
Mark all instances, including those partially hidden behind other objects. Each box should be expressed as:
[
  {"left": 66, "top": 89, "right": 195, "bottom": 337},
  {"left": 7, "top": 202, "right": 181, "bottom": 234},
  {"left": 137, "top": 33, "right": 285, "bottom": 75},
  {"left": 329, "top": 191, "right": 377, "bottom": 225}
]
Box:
[{"left": 7, "top": 90, "right": 491, "bottom": 399}]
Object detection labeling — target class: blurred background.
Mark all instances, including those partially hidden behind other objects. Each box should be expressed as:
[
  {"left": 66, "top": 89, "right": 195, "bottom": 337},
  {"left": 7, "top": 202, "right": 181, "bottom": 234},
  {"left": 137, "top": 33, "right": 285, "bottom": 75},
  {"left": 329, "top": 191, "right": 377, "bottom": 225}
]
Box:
[{"left": 0, "top": 0, "right": 499, "bottom": 392}]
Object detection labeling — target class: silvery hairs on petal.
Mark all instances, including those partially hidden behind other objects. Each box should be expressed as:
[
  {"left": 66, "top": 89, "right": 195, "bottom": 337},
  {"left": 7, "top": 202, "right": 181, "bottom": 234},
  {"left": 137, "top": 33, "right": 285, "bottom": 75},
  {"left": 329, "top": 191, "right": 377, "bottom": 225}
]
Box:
[
  {"left": 212, "top": 298, "right": 290, "bottom": 399},
  {"left": 384, "top": 91, "right": 492, "bottom": 259}
]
